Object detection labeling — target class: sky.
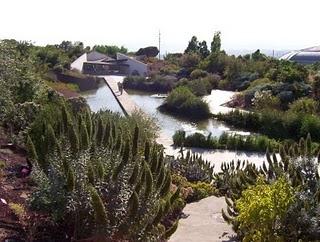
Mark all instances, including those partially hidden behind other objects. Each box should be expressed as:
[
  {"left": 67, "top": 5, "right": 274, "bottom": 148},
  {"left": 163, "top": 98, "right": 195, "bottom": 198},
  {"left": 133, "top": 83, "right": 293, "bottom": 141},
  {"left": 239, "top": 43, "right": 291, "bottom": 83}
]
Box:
[{"left": 1, "top": 0, "right": 319, "bottom": 54}]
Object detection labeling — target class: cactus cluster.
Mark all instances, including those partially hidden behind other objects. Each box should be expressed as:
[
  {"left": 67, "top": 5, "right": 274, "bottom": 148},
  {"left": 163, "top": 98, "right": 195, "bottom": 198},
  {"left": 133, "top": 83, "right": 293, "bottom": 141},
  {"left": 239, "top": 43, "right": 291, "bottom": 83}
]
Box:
[
  {"left": 28, "top": 104, "right": 180, "bottom": 241},
  {"left": 170, "top": 149, "right": 214, "bottom": 183}
]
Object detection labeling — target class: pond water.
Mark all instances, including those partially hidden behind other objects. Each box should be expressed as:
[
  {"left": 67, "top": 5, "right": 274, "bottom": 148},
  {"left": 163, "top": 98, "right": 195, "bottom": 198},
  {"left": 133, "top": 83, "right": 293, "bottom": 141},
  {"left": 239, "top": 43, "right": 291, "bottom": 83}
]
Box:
[
  {"left": 127, "top": 89, "right": 250, "bottom": 143},
  {"left": 83, "top": 77, "right": 266, "bottom": 171},
  {"left": 82, "top": 83, "right": 124, "bottom": 114}
]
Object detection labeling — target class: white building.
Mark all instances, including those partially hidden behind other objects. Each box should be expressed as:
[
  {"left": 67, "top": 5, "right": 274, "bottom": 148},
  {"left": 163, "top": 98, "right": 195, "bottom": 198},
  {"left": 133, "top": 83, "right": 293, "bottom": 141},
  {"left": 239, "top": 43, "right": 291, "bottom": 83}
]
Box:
[{"left": 70, "top": 51, "right": 149, "bottom": 76}]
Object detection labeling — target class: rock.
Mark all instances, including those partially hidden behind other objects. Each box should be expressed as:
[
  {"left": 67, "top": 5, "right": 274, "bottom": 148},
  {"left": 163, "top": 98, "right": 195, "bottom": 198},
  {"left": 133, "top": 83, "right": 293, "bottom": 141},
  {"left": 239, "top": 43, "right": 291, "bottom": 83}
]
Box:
[
  {"left": 169, "top": 196, "right": 236, "bottom": 242},
  {"left": 20, "top": 192, "right": 28, "bottom": 199},
  {"left": 1, "top": 198, "right": 7, "bottom": 205}
]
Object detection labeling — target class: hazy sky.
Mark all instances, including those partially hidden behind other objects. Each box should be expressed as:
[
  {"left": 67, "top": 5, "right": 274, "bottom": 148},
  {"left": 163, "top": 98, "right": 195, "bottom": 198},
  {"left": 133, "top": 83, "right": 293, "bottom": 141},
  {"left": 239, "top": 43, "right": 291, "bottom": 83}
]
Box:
[{"left": 1, "top": 0, "right": 319, "bottom": 53}]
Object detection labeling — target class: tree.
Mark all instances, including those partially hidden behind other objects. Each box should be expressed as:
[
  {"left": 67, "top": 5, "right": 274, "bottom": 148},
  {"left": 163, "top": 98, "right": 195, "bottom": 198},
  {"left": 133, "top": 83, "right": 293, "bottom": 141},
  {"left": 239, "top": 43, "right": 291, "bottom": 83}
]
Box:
[
  {"left": 199, "top": 41, "right": 210, "bottom": 58},
  {"left": 211, "top": 31, "right": 221, "bottom": 53},
  {"left": 180, "top": 53, "right": 201, "bottom": 69},
  {"left": 251, "top": 49, "right": 266, "bottom": 61},
  {"left": 136, "top": 46, "right": 159, "bottom": 57},
  {"left": 312, "top": 74, "right": 320, "bottom": 100},
  {"left": 93, "top": 45, "right": 127, "bottom": 57},
  {"left": 184, "top": 36, "right": 199, "bottom": 54}
]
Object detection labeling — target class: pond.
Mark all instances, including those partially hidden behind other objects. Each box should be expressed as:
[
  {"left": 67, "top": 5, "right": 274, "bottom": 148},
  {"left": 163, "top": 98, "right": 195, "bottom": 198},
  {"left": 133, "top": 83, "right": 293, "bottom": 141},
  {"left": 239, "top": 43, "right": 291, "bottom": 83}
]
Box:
[
  {"left": 127, "top": 89, "right": 251, "bottom": 142},
  {"left": 83, "top": 77, "right": 266, "bottom": 171},
  {"left": 82, "top": 82, "right": 124, "bottom": 114}
]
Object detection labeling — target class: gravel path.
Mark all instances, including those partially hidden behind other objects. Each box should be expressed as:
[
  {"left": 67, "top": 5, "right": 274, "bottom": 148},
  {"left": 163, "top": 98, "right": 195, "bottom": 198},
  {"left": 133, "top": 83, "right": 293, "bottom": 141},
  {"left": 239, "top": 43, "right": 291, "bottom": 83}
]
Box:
[{"left": 169, "top": 196, "right": 237, "bottom": 242}]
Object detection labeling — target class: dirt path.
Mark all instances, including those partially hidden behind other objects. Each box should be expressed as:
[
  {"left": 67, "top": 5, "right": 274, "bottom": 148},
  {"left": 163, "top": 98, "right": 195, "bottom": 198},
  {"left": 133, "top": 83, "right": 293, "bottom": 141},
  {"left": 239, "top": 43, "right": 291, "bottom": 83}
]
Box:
[{"left": 169, "top": 196, "right": 237, "bottom": 242}]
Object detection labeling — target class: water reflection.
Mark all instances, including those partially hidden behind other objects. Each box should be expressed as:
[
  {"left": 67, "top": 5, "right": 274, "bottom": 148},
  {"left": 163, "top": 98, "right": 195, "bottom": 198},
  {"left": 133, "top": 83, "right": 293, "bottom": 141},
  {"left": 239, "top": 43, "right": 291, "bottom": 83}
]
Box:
[{"left": 82, "top": 83, "right": 124, "bottom": 114}]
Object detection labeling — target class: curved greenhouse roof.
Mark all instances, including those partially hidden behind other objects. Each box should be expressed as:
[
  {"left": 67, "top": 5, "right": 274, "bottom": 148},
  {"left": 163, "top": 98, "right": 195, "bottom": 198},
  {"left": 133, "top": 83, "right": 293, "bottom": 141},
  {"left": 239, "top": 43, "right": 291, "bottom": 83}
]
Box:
[{"left": 280, "top": 45, "right": 320, "bottom": 64}]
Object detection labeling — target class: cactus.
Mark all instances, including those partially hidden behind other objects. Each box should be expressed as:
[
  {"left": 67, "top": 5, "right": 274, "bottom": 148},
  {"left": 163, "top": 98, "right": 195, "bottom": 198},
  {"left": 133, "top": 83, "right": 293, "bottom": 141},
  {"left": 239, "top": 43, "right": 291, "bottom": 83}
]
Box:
[
  {"left": 160, "top": 172, "right": 171, "bottom": 197},
  {"left": 61, "top": 105, "right": 71, "bottom": 132},
  {"left": 95, "top": 160, "right": 104, "bottom": 180},
  {"left": 103, "top": 121, "right": 110, "bottom": 146},
  {"left": 90, "top": 186, "right": 108, "bottom": 229},
  {"left": 29, "top": 107, "right": 176, "bottom": 241},
  {"left": 80, "top": 121, "right": 90, "bottom": 150},
  {"left": 144, "top": 141, "right": 150, "bottom": 162},
  {"left": 128, "top": 191, "right": 139, "bottom": 218},
  {"left": 96, "top": 117, "right": 104, "bottom": 146},
  {"left": 144, "top": 165, "right": 153, "bottom": 198},
  {"left": 221, "top": 208, "right": 234, "bottom": 224},
  {"left": 164, "top": 221, "right": 179, "bottom": 239},
  {"left": 156, "top": 164, "right": 165, "bottom": 189},
  {"left": 66, "top": 167, "right": 75, "bottom": 192},
  {"left": 26, "top": 135, "right": 38, "bottom": 162},
  {"left": 112, "top": 139, "right": 130, "bottom": 181},
  {"left": 132, "top": 126, "right": 139, "bottom": 157},
  {"left": 68, "top": 126, "right": 79, "bottom": 156},
  {"left": 129, "top": 161, "right": 139, "bottom": 186},
  {"left": 87, "top": 163, "right": 95, "bottom": 185},
  {"left": 46, "top": 124, "right": 59, "bottom": 153}
]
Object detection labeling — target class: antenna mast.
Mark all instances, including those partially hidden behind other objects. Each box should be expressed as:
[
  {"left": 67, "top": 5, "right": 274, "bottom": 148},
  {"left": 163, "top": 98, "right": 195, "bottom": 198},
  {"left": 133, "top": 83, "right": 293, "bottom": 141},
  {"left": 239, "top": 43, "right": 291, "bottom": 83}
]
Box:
[{"left": 158, "top": 30, "right": 161, "bottom": 60}]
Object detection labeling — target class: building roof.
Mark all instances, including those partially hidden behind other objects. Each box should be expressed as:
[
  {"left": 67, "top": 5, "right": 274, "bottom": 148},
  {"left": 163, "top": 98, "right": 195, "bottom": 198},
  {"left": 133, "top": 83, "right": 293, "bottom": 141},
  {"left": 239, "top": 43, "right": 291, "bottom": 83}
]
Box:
[
  {"left": 86, "top": 51, "right": 114, "bottom": 61},
  {"left": 280, "top": 45, "right": 320, "bottom": 64},
  {"left": 301, "top": 45, "right": 320, "bottom": 52}
]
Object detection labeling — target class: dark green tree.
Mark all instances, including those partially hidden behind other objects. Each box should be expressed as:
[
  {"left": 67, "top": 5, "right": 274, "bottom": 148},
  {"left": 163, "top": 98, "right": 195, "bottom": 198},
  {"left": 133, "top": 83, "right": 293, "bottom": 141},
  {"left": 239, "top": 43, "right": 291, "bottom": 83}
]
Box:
[{"left": 211, "top": 31, "right": 221, "bottom": 53}]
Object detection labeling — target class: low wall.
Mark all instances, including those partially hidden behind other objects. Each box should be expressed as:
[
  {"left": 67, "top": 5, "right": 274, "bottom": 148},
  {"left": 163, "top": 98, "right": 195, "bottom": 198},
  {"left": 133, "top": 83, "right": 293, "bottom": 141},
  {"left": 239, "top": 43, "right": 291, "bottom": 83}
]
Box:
[{"left": 55, "top": 72, "right": 100, "bottom": 91}]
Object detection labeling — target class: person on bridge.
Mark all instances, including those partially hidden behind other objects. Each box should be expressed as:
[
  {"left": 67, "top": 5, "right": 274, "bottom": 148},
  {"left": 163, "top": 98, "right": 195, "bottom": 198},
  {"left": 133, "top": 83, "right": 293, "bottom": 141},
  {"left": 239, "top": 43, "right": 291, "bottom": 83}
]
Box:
[{"left": 119, "top": 82, "right": 123, "bottom": 95}]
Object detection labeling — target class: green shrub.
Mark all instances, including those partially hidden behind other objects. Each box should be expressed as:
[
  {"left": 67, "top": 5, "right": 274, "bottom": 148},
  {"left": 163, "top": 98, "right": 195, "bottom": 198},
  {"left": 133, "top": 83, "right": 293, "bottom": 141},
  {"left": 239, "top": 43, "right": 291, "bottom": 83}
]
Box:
[
  {"left": 217, "top": 108, "right": 320, "bottom": 142},
  {"left": 218, "top": 79, "right": 229, "bottom": 89},
  {"left": 188, "top": 182, "right": 215, "bottom": 202},
  {"left": 190, "top": 69, "right": 208, "bottom": 79},
  {"left": 300, "top": 115, "right": 320, "bottom": 140},
  {"left": 173, "top": 130, "right": 280, "bottom": 152},
  {"left": 9, "top": 202, "right": 25, "bottom": 219},
  {"left": 123, "top": 75, "right": 175, "bottom": 93},
  {"left": 171, "top": 174, "right": 215, "bottom": 203},
  {"left": 288, "top": 97, "right": 318, "bottom": 114},
  {"left": 159, "top": 86, "right": 210, "bottom": 120},
  {"left": 236, "top": 177, "right": 295, "bottom": 241}
]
